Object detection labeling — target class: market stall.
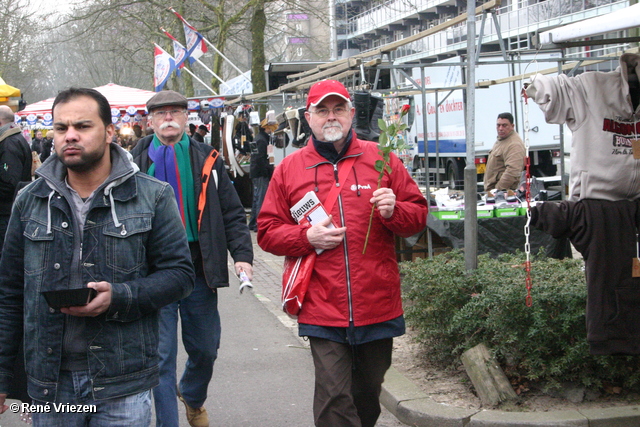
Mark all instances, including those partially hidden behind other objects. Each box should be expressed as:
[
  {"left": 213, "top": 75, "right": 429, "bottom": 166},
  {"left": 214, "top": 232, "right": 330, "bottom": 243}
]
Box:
[
  {"left": 17, "top": 83, "right": 156, "bottom": 129},
  {"left": 427, "top": 213, "right": 572, "bottom": 259},
  {"left": 0, "top": 77, "right": 21, "bottom": 111}
]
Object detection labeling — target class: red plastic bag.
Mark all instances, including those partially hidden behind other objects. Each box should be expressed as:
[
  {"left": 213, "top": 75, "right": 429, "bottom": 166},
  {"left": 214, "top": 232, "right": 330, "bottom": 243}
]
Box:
[{"left": 282, "top": 252, "right": 317, "bottom": 318}]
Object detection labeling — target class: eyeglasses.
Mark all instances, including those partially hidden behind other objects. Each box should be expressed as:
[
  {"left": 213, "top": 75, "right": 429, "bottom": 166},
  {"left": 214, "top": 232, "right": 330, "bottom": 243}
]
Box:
[
  {"left": 310, "top": 106, "right": 350, "bottom": 118},
  {"left": 150, "top": 109, "right": 187, "bottom": 119}
]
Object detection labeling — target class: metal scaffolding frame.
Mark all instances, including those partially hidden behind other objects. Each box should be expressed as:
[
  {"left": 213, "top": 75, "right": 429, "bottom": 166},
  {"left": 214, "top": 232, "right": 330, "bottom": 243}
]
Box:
[{"left": 227, "top": 2, "right": 640, "bottom": 268}]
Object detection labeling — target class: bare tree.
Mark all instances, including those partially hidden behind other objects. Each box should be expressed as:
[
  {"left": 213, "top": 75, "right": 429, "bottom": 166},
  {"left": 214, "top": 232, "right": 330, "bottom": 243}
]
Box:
[
  {"left": 0, "top": 0, "right": 52, "bottom": 102},
  {"left": 29, "top": 0, "right": 333, "bottom": 101}
]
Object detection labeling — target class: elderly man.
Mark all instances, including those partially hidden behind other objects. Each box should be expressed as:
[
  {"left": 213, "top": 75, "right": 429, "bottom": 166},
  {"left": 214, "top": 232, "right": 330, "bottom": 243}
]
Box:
[
  {"left": 131, "top": 90, "right": 253, "bottom": 427},
  {"left": 484, "top": 112, "right": 526, "bottom": 193},
  {"left": 0, "top": 87, "right": 194, "bottom": 426},
  {"left": 258, "top": 80, "right": 428, "bottom": 427}
]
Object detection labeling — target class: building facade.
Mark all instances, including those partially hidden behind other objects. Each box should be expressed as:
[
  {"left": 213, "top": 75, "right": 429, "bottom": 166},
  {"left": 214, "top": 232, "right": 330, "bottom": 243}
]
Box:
[{"left": 335, "top": 0, "right": 631, "bottom": 64}]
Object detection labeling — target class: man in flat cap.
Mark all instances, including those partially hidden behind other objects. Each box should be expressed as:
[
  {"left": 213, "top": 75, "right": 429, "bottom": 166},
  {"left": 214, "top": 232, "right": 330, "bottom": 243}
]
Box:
[
  {"left": 192, "top": 124, "right": 208, "bottom": 143},
  {"left": 132, "top": 90, "right": 253, "bottom": 427}
]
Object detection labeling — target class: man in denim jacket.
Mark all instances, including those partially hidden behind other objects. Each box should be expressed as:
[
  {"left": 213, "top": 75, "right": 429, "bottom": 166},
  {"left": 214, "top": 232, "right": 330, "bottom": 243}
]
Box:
[{"left": 0, "top": 88, "right": 195, "bottom": 426}]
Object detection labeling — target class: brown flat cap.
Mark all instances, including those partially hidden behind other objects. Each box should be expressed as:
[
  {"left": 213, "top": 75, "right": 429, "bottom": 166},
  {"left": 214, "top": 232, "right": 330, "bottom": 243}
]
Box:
[{"left": 147, "top": 90, "right": 188, "bottom": 111}]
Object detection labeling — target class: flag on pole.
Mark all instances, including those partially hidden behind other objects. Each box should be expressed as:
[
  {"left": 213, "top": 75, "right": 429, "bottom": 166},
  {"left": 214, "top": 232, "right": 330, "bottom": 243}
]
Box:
[
  {"left": 171, "top": 10, "right": 208, "bottom": 61},
  {"left": 172, "top": 40, "right": 189, "bottom": 69},
  {"left": 172, "top": 40, "right": 188, "bottom": 76},
  {"left": 153, "top": 44, "right": 176, "bottom": 92},
  {"left": 161, "top": 29, "right": 189, "bottom": 76}
]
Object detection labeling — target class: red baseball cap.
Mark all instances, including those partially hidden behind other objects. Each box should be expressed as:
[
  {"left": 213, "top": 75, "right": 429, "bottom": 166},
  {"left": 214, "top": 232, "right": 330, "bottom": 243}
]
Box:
[{"left": 306, "top": 80, "right": 351, "bottom": 110}]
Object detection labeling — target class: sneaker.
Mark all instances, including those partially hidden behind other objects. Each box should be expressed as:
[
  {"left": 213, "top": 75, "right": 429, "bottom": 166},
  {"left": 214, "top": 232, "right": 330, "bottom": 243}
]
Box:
[
  {"left": 178, "top": 390, "right": 209, "bottom": 427},
  {"left": 485, "top": 191, "right": 495, "bottom": 204},
  {"left": 506, "top": 190, "right": 517, "bottom": 203},
  {"left": 494, "top": 190, "right": 506, "bottom": 205}
]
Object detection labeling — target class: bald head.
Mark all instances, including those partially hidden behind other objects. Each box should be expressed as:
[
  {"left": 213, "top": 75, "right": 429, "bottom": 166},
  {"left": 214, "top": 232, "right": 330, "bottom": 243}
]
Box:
[{"left": 0, "top": 105, "right": 14, "bottom": 126}]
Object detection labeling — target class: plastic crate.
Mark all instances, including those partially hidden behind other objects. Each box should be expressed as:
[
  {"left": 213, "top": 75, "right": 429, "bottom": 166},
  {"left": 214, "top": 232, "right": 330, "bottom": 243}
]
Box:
[
  {"left": 494, "top": 207, "right": 520, "bottom": 218},
  {"left": 431, "top": 210, "right": 462, "bottom": 220},
  {"left": 477, "top": 206, "right": 494, "bottom": 218}
]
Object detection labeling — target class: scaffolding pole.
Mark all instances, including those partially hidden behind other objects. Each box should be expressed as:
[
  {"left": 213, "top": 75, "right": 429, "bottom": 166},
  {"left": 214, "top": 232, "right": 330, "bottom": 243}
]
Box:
[{"left": 464, "top": 0, "right": 478, "bottom": 271}]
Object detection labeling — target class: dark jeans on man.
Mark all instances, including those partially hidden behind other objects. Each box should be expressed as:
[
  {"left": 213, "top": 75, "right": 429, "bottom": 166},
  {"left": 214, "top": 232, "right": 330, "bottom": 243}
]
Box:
[
  {"left": 249, "top": 176, "right": 269, "bottom": 231},
  {"left": 309, "top": 337, "right": 393, "bottom": 427}
]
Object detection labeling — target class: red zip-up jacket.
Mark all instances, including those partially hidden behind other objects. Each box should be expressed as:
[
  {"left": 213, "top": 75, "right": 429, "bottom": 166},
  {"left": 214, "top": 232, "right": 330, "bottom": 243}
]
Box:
[{"left": 258, "top": 134, "right": 428, "bottom": 327}]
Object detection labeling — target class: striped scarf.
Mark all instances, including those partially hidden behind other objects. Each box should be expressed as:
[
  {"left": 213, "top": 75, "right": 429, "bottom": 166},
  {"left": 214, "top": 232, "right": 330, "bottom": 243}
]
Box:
[{"left": 148, "top": 133, "right": 198, "bottom": 241}]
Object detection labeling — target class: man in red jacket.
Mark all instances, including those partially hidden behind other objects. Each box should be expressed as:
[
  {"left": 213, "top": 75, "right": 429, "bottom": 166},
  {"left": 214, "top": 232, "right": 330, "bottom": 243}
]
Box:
[{"left": 258, "top": 80, "right": 428, "bottom": 427}]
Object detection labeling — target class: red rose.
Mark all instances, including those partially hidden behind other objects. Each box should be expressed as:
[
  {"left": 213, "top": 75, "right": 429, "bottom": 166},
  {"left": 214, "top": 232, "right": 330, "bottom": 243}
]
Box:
[{"left": 401, "top": 104, "right": 410, "bottom": 115}]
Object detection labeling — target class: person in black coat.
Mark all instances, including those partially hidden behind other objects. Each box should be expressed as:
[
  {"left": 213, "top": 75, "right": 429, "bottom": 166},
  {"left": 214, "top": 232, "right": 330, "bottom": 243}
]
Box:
[
  {"left": 30, "top": 130, "right": 43, "bottom": 154},
  {"left": 193, "top": 124, "right": 208, "bottom": 143},
  {"left": 0, "top": 106, "right": 31, "bottom": 249},
  {"left": 248, "top": 119, "right": 276, "bottom": 231},
  {"left": 39, "top": 132, "right": 54, "bottom": 163},
  {"left": 0, "top": 105, "right": 32, "bottom": 407}
]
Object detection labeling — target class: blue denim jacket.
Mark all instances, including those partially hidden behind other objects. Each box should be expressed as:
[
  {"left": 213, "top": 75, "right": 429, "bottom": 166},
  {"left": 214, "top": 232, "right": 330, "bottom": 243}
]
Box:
[{"left": 0, "top": 145, "right": 195, "bottom": 402}]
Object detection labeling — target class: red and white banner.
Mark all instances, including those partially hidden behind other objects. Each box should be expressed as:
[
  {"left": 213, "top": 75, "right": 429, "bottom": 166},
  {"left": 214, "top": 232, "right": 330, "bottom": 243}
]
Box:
[
  {"left": 161, "top": 29, "right": 188, "bottom": 70},
  {"left": 172, "top": 10, "right": 208, "bottom": 61},
  {"left": 153, "top": 44, "right": 176, "bottom": 92}
]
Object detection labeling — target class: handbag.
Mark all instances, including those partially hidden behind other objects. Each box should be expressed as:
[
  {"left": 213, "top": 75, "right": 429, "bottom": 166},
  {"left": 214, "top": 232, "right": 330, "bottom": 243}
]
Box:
[
  {"left": 281, "top": 156, "right": 356, "bottom": 318},
  {"left": 281, "top": 252, "right": 317, "bottom": 317},
  {"left": 31, "top": 150, "right": 42, "bottom": 177}
]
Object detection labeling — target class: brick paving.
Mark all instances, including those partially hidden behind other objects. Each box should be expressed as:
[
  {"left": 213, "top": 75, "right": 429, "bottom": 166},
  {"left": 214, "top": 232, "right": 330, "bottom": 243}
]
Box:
[{"left": 242, "top": 232, "right": 284, "bottom": 309}]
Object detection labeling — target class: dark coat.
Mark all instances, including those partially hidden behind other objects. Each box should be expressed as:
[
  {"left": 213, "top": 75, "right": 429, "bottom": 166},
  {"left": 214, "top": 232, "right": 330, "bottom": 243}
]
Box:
[
  {"left": 532, "top": 199, "right": 640, "bottom": 355},
  {"left": 39, "top": 138, "right": 53, "bottom": 163},
  {"left": 250, "top": 129, "right": 271, "bottom": 179},
  {"left": 131, "top": 135, "right": 253, "bottom": 288},
  {"left": 192, "top": 132, "right": 204, "bottom": 143},
  {"left": 0, "top": 126, "right": 31, "bottom": 216}
]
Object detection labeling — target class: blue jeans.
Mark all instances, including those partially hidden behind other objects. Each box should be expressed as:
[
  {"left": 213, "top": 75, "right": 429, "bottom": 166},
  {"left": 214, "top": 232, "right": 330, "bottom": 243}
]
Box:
[
  {"left": 32, "top": 370, "right": 151, "bottom": 427},
  {"left": 249, "top": 176, "right": 269, "bottom": 230},
  {"left": 153, "top": 275, "right": 221, "bottom": 427}
]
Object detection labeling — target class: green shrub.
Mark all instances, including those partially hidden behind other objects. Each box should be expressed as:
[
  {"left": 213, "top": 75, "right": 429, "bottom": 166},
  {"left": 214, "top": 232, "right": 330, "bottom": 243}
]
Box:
[{"left": 401, "top": 250, "right": 640, "bottom": 392}]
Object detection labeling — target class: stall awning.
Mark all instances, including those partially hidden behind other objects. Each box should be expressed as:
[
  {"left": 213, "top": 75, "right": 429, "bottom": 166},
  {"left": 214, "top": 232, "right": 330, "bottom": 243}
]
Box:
[
  {"left": 18, "top": 83, "right": 156, "bottom": 117},
  {"left": 0, "top": 77, "right": 20, "bottom": 99}
]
